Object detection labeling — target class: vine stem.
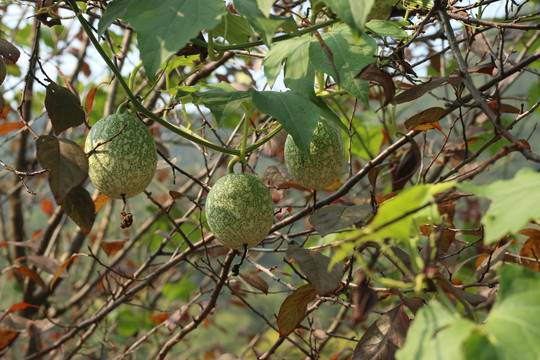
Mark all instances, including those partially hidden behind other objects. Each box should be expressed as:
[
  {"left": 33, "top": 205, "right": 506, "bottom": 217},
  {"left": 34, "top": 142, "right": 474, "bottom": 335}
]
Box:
[{"left": 65, "top": 0, "right": 272, "bottom": 156}]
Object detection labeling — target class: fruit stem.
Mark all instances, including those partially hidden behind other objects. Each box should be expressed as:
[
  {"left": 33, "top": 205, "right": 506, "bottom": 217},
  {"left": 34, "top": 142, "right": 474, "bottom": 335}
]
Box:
[{"left": 226, "top": 157, "right": 240, "bottom": 174}]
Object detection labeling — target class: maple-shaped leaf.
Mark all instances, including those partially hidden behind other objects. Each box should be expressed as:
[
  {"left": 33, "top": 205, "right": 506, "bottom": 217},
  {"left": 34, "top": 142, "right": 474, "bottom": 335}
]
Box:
[
  {"left": 44, "top": 81, "right": 86, "bottom": 135},
  {"left": 458, "top": 167, "right": 540, "bottom": 244},
  {"left": 277, "top": 284, "right": 317, "bottom": 337}
]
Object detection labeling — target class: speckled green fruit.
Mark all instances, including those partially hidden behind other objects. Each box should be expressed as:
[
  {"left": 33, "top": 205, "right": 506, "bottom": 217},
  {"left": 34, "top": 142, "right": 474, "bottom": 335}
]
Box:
[
  {"left": 284, "top": 121, "right": 345, "bottom": 190},
  {"left": 84, "top": 114, "right": 157, "bottom": 199},
  {"left": 205, "top": 173, "right": 274, "bottom": 250}
]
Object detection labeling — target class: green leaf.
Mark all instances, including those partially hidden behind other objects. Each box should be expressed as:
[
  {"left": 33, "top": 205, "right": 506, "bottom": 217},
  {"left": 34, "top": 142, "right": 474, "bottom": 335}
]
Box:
[
  {"left": 163, "top": 278, "right": 197, "bottom": 302},
  {"left": 324, "top": 0, "right": 374, "bottom": 34},
  {"left": 36, "top": 135, "right": 89, "bottom": 204},
  {"left": 263, "top": 35, "right": 316, "bottom": 93},
  {"left": 362, "top": 182, "right": 455, "bottom": 243},
  {"left": 256, "top": 0, "right": 275, "bottom": 17},
  {"left": 286, "top": 245, "right": 343, "bottom": 296},
  {"left": 97, "top": 0, "right": 132, "bottom": 36},
  {"left": 309, "top": 26, "right": 377, "bottom": 104},
  {"left": 483, "top": 265, "right": 540, "bottom": 360},
  {"left": 233, "top": 0, "right": 297, "bottom": 45},
  {"left": 458, "top": 168, "right": 540, "bottom": 244},
  {"left": 44, "top": 82, "right": 86, "bottom": 136},
  {"left": 365, "top": 20, "right": 408, "bottom": 38},
  {"left": 309, "top": 203, "right": 371, "bottom": 237},
  {"left": 123, "top": 0, "right": 225, "bottom": 78},
  {"left": 116, "top": 308, "right": 142, "bottom": 337},
  {"left": 349, "top": 120, "right": 384, "bottom": 160},
  {"left": 396, "top": 301, "right": 478, "bottom": 360},
  {"left": 213, "top": 9, "right": 255, "bottom": 45},
  {"left": 251, "top": 90, "right": 319, "bottom": 153},
  {"left": 189, "top": 83, "right": 252, "bottom": 126},
  {"left": 59, "top": 185, "right": 96, "bottom": 234}
]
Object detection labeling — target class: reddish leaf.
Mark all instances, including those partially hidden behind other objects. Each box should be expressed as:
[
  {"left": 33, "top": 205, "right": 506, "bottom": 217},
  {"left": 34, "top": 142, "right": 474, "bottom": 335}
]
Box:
[
  {"left": 40, "top": 198, "right": 54, "bottom": 215},
  {"left": 518, "top": 229, "right": 540, "bottom": 239},
  {"left": 44, "top": 81, "right": 85, "bottom": 135},
  {"left": 239, "top": 271, "right": 269, "bottom": 294},
  {"left": 0, "top": 329, "right": 18, "bottom": 351},
  {"left": 101, "top": 239, "right": 126, "bottom": 257},
  {"left": 469, "top": 58, "right": 497, "bottom": 76},
  {"left": 0, "top": 122, "right": 24, "bottom": 135},
  {"left": 93, "top": 193, "right": 110, "bottom": 214},
  {"left": 14, "top": 267, "right": 47, "bottom": 290},
  {"left": 50, "top": 253, "right": 86, "bottom": 290},
  {"left": 286, "top": 245, "right": 343, "bottom": 296},
  {"left": 520, "top": 237, "right": 540, "bottom": 271},
  {"left": 84, "top": 81, "right": 108, "bottom": 122},
  {"left": 169, "top": 190, "right": 184, "bottom": 200},
  {"left": 0, "top": 104, "right": 10, "bottom": 119},
  {"left": 277, "top": 284, "right": 317, "bottom": 337},
  {"left": 149, "top": 312, "right": 169, "bottom": 325},
  {"left": 353, "top": 306, "right": 410, "bottom": 360},
  {"left": 0, "top": 38, "right": 21, "bottom": 63},
  {"left": 487, "top": 101, "right": 520, "bottom": 114}
]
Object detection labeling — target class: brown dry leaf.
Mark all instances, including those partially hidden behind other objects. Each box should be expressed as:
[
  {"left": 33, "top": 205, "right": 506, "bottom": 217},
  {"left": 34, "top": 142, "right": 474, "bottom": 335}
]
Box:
[
  {"left": 40, "top": 198, "right": 54, "bottom": 215},
  {"left": 357, "top": 63, "right": 395, "bottom": 106},
  {"left": 239, "top": 271, "right": 269, "bottom": 294},
  {"left": 487, "top": 101, "right": 520, "bottom": 114},
  {"left": 101, "top": 239, "right": 126, "bottom": 257},
  {"left": 0, "top": 329, "right": 18, "bottom": 351},
  {"left": 14, "top": 266, "right": 47, "bottom": 291},
  {"left": 277, "top": 284, "right": 317, "bottom": 337},
  {"left": 149, "top": 312, "right": 169, "bottom": 325},
  {"left": 520, "top": 237, "right": 540, "bottom": 271},
  {"left": 50, "top": 253, "right": 86, "bottom": 290},
  {"left": 93, "top": 194, "right": 110, "bottom": 214}
]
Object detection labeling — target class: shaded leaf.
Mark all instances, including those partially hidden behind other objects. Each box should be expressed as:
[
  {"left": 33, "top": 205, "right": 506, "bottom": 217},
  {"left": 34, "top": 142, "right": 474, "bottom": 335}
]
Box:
[
  {"left": 487, "top": 101, "right": 520, "bottom": 114},
  {"left": 353, "top": 306, "right": 410, "bottom": 360},
  {"left": 0, "top": 122, "right": 24, "bottom": 135},
  {"left": 351, "top": 273, "right": 378, "bottom": 326},
  {"left": 36, "top": 135, "right": 88, "bottom": 203},
  {"left": 475, "top": 241, "right": 512, "bottom": 282},
  {"left": 59, "top": 185, "right": 96, "bottom": 234},
  {"left": 356, "top": 63, "right": 395, "bottom": 106},
  {"left": 14, "top": 267, "right": 47, "bottom": 291},
  {"left": 277, "top": 284, "right": 317, "bottom": 337},
  {"left": 0, "top": 37, "right": 21, "bottom": 63},
  {"left": 44, "top": 82, "right": 85, "bottom": 135},
  {"left": 123, "top": 0, "right": 225, "bottom": 78},
  {"left": 392, "top": 137, "right": 421, "bottom": 191},
  {"left": 394, "top": 76, "right": 461, "bottom": 104},
  {"left": 458, "top": 167, "right": 540, "bottom": 244},
  {"left": 26, "top": 255, "right": 63, "bottom": 276},
  {"left": 239, "top": 271, "right": 269, "bottom": 294},
  {"left": 287, "top": 244, "right": 343, "bottom": 296},
  {"left": 309, "top": 204, "right": 371, "bottom": 237},
  {"left": 97, "top": 0, "right": 131, "bottom": 35},
  {"left": 252, "top": 90, "right": 319, "bottom": 153},
  {"left": 101, "top": 239, "right": 126, "bottom": 257}
]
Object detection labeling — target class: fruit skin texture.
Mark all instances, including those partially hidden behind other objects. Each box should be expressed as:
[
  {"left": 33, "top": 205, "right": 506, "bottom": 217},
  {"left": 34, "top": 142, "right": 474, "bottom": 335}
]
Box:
[
  {"left": 284, "top": 120, "right": 345, "bottom": 190},
  {"left": 205, "top": 173, "right": 274, "bottom": 250},
  {"left": 84, "top": 114, "right": 157, "bottom": 199}
]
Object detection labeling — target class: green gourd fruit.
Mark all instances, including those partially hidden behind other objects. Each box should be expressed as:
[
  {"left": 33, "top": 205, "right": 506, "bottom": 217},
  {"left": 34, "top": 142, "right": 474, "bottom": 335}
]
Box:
[
  {"left": 205, "top": 173, "right": 274, "bottom": 250},
  {"left": 284, "top": 120, "right": 345, "bottom": 190},
  {"left": 84, "top": 114, "right": 157, "bottom": 199}
]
